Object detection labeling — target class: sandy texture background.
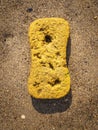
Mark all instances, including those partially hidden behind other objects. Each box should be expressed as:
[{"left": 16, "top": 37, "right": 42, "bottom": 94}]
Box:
[{"left": 0, "top": 0, "right": 98, "bottom": 130}]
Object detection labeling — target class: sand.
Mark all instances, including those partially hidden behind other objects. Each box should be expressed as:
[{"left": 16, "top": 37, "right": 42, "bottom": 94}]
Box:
[{"left": 0, "top": 0, "right": 98, "bottom": 130}]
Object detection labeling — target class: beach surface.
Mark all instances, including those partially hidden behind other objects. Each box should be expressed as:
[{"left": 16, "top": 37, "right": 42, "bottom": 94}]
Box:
[{"left": 0, "top": 0, "right": 98, "bottom": 130}]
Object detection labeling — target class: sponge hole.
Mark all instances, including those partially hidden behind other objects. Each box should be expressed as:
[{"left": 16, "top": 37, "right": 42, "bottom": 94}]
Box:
[
  {"left": 45, "top": 35, "right": 52, "bottom": 43},
  {"left": 37, "top": 89, "right": 42, "bottom": 94},
  {"left": 49, "top": 63, "right": 54, "bottom": 69}
]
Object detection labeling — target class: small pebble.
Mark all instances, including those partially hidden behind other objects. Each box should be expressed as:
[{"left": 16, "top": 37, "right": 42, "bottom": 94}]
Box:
[
  {"left": 94, "top": 16, "right": 97, "bottom": 20},
  {"left": 6, "top": 89, "right": 9, "bottom": 92},
  {"left": 26, "top": 8, "right": 33, "bottom": 13},
  {"left": 21, "top": 114, "right": 25, "bottom": 119}
]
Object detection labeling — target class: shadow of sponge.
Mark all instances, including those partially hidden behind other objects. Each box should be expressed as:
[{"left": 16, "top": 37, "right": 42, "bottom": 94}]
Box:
[{"left": 31, "top": 89, "right": 72, "bottom": 114}]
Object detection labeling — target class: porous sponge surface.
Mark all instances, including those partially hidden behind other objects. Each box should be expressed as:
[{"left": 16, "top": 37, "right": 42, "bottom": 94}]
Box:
[{"left": 28, "top": 18, "right": 70, "bottom": 99}]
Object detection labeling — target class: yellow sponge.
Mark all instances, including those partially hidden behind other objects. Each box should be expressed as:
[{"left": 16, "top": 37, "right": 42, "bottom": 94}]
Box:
[{"left": 28, "top": 18, "right": 70, "bottom": 99}]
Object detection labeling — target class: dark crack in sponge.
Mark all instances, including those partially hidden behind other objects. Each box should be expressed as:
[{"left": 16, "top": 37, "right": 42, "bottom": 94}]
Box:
[{"left": 28, "top": 18, "right": 70, "bottom": 99}]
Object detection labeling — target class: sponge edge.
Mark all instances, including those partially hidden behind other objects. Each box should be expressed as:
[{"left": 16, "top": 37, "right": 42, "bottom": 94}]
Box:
[{"left": 28, "top": 18, "right": 70, "bottom": 99}]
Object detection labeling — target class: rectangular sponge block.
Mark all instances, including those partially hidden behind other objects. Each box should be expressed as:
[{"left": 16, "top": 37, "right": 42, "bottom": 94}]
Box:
[{"left": 28, "top": 18, "right": 70, "bottom": 99}]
